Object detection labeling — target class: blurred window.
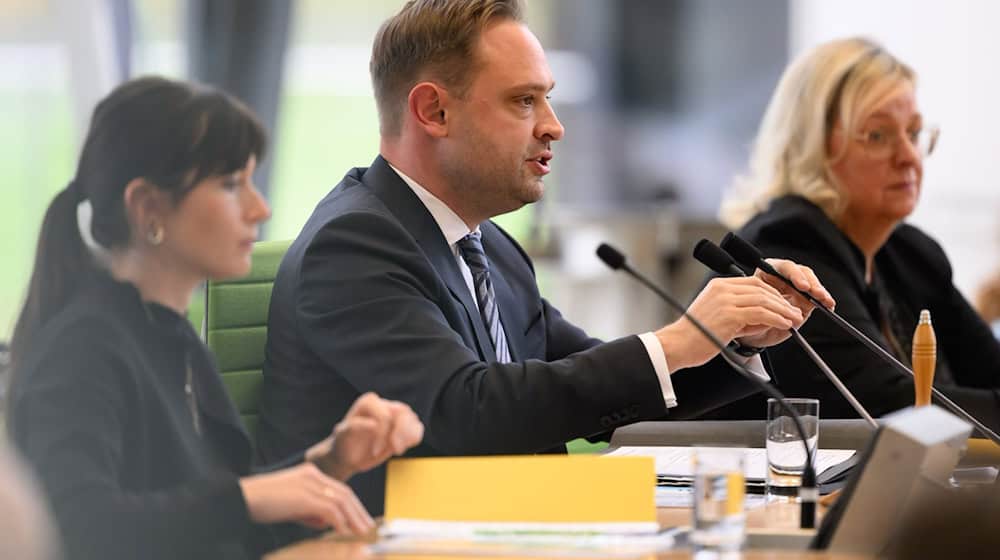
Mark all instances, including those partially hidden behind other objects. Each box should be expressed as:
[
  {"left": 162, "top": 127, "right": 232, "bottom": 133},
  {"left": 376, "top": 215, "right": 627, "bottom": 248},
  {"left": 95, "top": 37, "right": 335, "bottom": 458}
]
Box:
[
  {"left": 0, "top": 0, "right": 75, "bottom": 342},
  {"left": 267, "top": 0, "right": 551, "bottom": 242}
]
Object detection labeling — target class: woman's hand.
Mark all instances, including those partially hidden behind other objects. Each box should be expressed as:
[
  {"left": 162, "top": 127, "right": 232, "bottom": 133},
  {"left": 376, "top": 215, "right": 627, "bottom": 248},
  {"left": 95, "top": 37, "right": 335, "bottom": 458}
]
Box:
[
  {"left": 239, "top": 463, "right": 374, "bottom": 535},
  {"left": 306, "top": 392, "right": 424, "bottom": 481}
]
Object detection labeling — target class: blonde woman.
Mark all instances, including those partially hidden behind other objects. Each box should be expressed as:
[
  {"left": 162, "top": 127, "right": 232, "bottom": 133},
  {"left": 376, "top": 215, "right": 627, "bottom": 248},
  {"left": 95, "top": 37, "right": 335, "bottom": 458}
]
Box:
[{"left": 715, "top": 38, "right": 1000, "bottom": 427}]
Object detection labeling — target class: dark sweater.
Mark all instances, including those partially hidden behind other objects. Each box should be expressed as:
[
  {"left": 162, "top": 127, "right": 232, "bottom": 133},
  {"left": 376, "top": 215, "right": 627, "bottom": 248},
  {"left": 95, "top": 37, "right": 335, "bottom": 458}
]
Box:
[
  {"left": 7, "top": 273, "right": 294, "bottom": 559},
  {"left": 704, "top": 195, "right": 1000, "bottom": 431}
]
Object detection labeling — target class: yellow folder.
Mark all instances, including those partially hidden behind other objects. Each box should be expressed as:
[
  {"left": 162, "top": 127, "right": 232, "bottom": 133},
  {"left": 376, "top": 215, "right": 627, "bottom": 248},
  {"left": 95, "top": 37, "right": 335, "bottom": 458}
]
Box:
[{"left": 384, "top": 455, "right": 656, "bottom": 523}]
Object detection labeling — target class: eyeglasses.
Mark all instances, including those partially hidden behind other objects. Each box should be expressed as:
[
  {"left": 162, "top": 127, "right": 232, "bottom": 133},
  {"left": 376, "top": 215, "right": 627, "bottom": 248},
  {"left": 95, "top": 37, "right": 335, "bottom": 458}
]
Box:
[{"left": 853, "top": 126, "right": 940, "bottom": 159}]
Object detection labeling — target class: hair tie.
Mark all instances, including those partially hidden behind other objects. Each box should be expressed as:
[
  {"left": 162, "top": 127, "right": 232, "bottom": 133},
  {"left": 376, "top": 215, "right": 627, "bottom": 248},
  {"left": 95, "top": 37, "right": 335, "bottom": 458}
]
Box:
[{"left": 76, "top": 199, "right": 112, "bottom": 268}]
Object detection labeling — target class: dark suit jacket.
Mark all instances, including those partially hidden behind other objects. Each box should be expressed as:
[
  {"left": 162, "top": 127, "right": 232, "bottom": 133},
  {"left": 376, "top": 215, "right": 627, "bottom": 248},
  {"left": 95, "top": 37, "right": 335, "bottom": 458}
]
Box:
[
  {"left": 7, "top": 273, "right": 290, "bottom": 560},
  {"left": 258, "top": 156, "right": 761, "bottom": 514},
  {"left": 703, "top": 195, "right": 1000, "bottom": 430}
]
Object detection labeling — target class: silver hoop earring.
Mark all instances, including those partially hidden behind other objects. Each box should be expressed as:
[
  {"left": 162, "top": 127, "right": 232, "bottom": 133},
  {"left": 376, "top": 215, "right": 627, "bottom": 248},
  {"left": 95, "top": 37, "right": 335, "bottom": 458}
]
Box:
[{"left": 147, "top": 224, "right": 164, "bottom": 246}]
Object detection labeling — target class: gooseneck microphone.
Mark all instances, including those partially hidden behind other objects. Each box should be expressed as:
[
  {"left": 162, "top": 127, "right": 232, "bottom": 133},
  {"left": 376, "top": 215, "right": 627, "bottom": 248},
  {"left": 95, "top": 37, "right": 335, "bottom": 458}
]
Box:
[
  {"left": 721, "top": 232, "right": 1000, "bottom": 445},
  {"left": 693, "top": 240, "right": 878, "bottom": 429},
  {"left": 692, "top": 239, "right": 746, "bottom": 277},
  {"left": 596, "top": 242, "right": 817, "bottom": 529}
]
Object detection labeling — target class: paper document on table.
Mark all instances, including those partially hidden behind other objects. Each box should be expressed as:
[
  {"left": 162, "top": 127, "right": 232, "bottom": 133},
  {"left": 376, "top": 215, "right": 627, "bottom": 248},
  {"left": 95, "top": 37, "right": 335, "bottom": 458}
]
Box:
[
  {"left": 654, "top": 486, "right": 768, "bottom": 509},
  {"left": 606, "top": 446, "right": 856, "bottom": 482},
  {"left": 371, "top": 529, "right": 680, "bottom": 558}
]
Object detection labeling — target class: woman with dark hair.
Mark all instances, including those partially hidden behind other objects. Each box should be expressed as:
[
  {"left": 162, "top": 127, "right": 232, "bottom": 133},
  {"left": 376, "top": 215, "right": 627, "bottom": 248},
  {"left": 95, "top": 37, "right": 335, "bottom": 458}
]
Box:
[{"left": 6, "top": 76, "right": 424, "bottom": 559}]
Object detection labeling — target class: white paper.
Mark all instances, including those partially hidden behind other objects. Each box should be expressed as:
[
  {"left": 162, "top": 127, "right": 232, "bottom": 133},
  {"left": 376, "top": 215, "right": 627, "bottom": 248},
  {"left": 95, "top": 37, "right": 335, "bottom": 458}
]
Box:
[
  {"left": 654, "top": 486, "right": 768, "bottom": 509},
  {"left": 375, "top": 522, "right": 677, "bottom": 558},
  {"left": 370, "top": 530, "right": 679, "bottom": 558},
  {"left": 381, "top": 519, "right": 661, "bottom": 537},
  {"left": 605, "top": 446, "right": 855, "bottom": 482}
]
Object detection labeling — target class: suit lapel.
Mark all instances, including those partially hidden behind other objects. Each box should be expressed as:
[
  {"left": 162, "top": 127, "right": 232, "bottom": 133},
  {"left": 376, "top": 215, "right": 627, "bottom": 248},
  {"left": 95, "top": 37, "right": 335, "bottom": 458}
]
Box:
[
  {"left": 364, "top": 156, "right": 496, "bottom": 362},
  {"left": 482, "top": 225, "right": 523, "bottom": 362},
  {"left": 434, "top": 250, "right": 498, "bottom": 364}
]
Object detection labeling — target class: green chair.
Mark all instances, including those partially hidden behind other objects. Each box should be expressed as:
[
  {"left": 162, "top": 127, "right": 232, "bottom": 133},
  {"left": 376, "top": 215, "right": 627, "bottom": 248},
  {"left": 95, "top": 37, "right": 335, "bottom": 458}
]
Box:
[
  {"left": 201, "top": 240, "right": 291, "bottom": 440},
  {"left": 566, "top": 438, "right": 610, "bottom": 454}
]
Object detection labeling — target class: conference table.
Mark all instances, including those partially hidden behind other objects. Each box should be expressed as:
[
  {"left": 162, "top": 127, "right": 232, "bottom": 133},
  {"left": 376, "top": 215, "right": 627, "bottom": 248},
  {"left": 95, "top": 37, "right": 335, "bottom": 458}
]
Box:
[
  {"left": 265, "top": 502, "right": 868, "bottom": 560},
  {"left": 262, "top": 417, "right": 998, "bottom": 558}
]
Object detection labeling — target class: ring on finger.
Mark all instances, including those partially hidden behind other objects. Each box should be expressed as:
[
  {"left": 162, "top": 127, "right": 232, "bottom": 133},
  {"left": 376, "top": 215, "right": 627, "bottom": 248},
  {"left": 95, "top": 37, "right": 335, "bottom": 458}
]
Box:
[{"left": 324, "top": 486, "right": 337, "bottom": 499}]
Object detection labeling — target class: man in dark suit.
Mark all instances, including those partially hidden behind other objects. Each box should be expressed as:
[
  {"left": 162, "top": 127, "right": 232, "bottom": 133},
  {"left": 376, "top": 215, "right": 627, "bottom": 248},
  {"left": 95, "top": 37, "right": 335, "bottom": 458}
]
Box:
[{"left": 257, "top": 0, "right": 835, "bottom": 514}]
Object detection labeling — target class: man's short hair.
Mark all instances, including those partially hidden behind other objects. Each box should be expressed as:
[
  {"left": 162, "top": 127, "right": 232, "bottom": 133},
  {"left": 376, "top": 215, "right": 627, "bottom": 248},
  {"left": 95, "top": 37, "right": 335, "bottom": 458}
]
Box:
[{"left": 370, "top": 0, "right": 524, "bottom": 137}]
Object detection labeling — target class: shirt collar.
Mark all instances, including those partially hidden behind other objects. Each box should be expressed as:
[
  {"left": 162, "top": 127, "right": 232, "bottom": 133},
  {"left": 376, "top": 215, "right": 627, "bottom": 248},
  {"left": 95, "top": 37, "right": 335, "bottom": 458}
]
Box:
[{"left": 387, "top": 162, "right": 479, "bottom": 247}]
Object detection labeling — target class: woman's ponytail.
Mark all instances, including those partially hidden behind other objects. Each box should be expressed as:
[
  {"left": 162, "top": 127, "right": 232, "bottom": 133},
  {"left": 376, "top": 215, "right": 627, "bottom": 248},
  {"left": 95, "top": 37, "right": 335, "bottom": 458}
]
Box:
[{"left": 9, "top": 182, "right": 98, "bottom": 371}]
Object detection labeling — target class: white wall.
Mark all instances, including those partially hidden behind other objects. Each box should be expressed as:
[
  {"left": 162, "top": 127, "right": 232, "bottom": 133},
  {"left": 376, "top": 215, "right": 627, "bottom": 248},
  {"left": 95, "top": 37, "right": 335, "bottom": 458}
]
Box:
[
  {"left": 55, "top": 0, "right": 122, "bottom": 148},
  {"left": 791, "top": 0, "right": 1000, "bottom": 299}
]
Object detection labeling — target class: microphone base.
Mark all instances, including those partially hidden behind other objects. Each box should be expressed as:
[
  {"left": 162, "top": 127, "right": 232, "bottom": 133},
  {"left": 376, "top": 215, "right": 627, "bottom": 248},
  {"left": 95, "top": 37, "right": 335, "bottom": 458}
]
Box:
[{"left": 745, "top": 528, "right": 816, "bottom": 551}]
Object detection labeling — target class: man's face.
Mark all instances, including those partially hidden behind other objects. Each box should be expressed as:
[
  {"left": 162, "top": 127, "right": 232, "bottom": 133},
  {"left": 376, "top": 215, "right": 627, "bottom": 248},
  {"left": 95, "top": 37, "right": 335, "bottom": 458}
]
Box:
[{"left": 440, "top": 20, "right": 564, "bottom": 220}]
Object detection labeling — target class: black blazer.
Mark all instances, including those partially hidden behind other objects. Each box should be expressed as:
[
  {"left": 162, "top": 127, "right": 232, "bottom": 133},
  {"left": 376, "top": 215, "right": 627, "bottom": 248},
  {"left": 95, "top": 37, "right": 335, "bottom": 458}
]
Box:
[
  {"left": 705, "top": 195, "right": 1000, "bottom": 429},
  {"left": 257, "top": 155, "right": 760, "bottom": 514},
  {"left": 7, "top": 274, "right": 292, "bottom": 560}
]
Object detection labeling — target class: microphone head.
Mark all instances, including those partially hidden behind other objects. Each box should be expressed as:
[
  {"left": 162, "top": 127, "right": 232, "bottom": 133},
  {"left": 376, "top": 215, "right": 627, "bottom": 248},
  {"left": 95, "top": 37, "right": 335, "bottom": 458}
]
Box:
[
  {"left": 722, "top": 232, "right": 781, "bottom": 276},
  {"left": 693, "top": 239, "right": 741, "bottom": 275},
  {"left": 596, "top": 243, "right": 627, "bottom": 270},
  {"left": 721, "top": 232, "right": 764, "bottom": 268}
]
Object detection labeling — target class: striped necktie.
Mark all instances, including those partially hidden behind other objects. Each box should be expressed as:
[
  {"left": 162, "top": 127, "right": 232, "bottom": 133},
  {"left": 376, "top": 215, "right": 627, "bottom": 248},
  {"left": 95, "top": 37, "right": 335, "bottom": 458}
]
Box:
[{"left": 456, "top": 232, "right": 511, "bottom": 363}]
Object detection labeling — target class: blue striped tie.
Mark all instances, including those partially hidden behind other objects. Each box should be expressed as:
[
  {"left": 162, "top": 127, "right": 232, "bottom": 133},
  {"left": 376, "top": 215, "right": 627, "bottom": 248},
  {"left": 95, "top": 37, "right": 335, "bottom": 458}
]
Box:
[{"left": 456, "top": 232, "right": 511, "bottom": 363}]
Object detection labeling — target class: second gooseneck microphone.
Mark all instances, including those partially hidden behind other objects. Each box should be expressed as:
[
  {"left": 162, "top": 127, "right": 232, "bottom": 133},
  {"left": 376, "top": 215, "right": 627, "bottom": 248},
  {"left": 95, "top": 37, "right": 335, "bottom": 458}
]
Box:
[{"left": 596, "top": 242, "right": 817, "bottom": 529}]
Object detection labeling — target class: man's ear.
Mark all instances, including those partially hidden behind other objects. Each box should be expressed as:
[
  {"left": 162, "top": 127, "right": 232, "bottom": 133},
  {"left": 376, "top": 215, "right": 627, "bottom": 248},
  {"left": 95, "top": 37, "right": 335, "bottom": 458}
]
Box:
[
  {"left": 407, "top": 82, "right": 451, "bottom": 138},
  {"left": 122, "top": 178, "right": 171, "bottom": 242}
]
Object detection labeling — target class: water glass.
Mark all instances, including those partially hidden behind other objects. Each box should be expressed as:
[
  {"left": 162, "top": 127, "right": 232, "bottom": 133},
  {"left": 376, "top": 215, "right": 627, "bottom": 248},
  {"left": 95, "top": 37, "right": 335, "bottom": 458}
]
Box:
[
  {"left": 766, "top": 398, "right": 819, "bottom": 501},
  {"left": 690, "top": 447, "right": 745, "bottom": 557}
]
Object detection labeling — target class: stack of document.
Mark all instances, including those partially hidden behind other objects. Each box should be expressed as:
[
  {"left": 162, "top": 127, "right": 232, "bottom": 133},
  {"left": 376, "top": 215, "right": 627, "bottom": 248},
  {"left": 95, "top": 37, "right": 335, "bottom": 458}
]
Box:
[
  {"left": 605, "top": 446, "right": 857, "bottom": 494},
  {"left": 371, "top": 529, "right": 681, "bottom": 558},
  {"left": 653, "top": 485, "right": 769, "bottom": 509}
]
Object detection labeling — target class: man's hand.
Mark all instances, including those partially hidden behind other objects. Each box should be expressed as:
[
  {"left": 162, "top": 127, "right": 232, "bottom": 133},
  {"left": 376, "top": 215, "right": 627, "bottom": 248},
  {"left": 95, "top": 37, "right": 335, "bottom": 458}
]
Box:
[
  {"left": 306, "top": 392, "right": 424, "bottom": 481},
  {"left": 737, "top": 258, "right": 835, "bottom": 348},
  {"left": 653, "top": 259, "right": 834, "bottom": 370}
]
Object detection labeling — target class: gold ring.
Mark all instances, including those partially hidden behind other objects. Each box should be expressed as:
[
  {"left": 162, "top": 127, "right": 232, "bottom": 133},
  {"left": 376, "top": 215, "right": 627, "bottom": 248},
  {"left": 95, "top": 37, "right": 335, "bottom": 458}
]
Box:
[{"left": 324, "top": 487, "right": 336, "bottom": 499}]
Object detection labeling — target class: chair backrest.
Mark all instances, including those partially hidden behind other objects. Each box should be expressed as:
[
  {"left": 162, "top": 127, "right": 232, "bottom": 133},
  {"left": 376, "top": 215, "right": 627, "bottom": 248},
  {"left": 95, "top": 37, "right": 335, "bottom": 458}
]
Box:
[{"left": 203, "top": 240, "right": 291, "bottom": 439}]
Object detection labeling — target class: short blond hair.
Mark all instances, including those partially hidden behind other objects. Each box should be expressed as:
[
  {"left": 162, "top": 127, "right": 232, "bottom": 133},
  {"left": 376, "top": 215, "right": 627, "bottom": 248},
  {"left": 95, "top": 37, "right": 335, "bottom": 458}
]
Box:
[
  {"left": 370, "top": 0, "right": 523, "bottom": 137},
  {"left": 719, "top": 37, "right": 916, "bottom": 229}
]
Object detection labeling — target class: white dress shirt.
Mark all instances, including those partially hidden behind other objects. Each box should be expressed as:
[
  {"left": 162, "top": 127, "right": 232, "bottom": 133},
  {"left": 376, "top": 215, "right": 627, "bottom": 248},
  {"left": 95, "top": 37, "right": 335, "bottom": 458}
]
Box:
[{"left": 388, "top": 163, "right": 767, "bottom": 408}]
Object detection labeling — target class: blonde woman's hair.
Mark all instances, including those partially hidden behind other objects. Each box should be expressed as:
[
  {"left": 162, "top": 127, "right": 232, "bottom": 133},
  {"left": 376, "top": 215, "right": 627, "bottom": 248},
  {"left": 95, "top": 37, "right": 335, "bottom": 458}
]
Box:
[{"left": 719, "top": 37, "right": 916, "bottom": 229}]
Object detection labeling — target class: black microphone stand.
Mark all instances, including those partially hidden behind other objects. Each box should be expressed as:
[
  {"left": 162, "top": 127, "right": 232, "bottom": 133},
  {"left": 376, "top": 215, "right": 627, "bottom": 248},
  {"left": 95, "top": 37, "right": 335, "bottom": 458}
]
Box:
[{"left": 596, "top": 243, "right": 817, "bottom": 529}]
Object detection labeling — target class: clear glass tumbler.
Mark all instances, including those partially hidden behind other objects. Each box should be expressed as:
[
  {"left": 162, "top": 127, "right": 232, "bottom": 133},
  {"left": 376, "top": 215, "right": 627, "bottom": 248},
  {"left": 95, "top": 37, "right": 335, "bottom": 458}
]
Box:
[
  {"left": 765, "top": 397, "right": 819, "bottom": 502},
  {"left": 690, "top": 447, "right": 745, "bottom": 558}
]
